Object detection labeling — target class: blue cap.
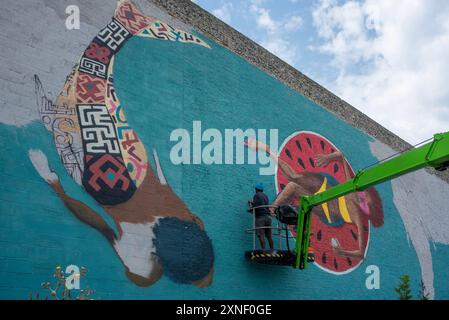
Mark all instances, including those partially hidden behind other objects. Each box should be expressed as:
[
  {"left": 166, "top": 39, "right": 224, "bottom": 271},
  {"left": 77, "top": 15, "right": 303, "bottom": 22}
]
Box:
[{"left": 255, "top": 182, "right": 264, "bottom": 191}]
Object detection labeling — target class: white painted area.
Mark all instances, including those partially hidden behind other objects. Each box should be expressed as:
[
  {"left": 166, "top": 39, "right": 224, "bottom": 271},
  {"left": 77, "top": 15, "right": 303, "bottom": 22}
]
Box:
[
  {"left": 153, "top": 149, "right": 167, "bottom": 185},
  {"left": 0, "top": 0, "right": 194, "bottom": 128},
  {"left": 369, "top": 140, "right": 449, "bottom": 299},
  {"left": 113, "top": 219, "right": 161, "bottom": 278},
  {"left": 28, "top": 149, "right": 59, "bottom": 183}
]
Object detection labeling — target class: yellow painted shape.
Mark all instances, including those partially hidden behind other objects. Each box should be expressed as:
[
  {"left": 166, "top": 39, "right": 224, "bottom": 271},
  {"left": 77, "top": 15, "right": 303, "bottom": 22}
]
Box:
[
  {"left": 315, "top": 177, "right": 353, "bottom": 224},
  {"left": 338, "top": 196, "right": 352, "bottom": 223},
  {"left": 316, "top": 178, "right": 332, "bottom": 224}
]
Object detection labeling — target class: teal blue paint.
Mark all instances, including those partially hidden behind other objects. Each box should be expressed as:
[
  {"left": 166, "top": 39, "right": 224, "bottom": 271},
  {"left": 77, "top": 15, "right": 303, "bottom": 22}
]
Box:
[
  {"left": 0, "top": 32, "right": 439, "bottom": 299},
  {"left": 112, "top": 36, "right": 421, "bottom": 299},
  {"left": 431, "top": 244, "right": 449, "bottom": 299}
]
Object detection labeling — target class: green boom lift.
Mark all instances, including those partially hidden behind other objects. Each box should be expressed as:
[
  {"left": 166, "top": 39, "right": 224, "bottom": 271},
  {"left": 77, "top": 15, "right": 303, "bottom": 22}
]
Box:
[
  {"left": 294, "top": 132, "right": 449, "bottom": 269},
  {"left": 245, "top": 132, "right": 449, "bottom": 268}
]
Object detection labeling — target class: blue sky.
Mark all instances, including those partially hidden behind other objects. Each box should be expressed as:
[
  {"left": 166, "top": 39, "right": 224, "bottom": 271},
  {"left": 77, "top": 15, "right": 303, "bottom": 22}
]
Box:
[
  {"left": 191, "top": 0, "right": 449, "bottom": 144},
  {"left": 195, "top": 0, "right": 338, "bottom": 83}
]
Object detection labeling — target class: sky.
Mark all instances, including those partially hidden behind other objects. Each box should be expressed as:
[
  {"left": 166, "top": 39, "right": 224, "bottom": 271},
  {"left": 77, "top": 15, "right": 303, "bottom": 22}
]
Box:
[{"left": 191, "top": 0, "right": 449, "bottom": 144}]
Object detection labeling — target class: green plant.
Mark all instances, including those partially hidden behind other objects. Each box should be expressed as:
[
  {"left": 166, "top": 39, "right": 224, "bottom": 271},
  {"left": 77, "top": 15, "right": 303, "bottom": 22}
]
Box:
[
  {"left": 395, "top": 274, "right": 412, "bottom": 300},
  {"left": 29, "top": 265, "right": 94, "bottom": 300}
]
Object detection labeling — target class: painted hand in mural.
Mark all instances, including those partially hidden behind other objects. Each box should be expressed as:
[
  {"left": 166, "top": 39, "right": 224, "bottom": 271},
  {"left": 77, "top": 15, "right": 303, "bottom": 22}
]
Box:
[
  {"left": 314, "top": 152, "right": 343, "bottom": 167},
  {"left": 30, "top": 0, "right": 214, "bottom": 288}
]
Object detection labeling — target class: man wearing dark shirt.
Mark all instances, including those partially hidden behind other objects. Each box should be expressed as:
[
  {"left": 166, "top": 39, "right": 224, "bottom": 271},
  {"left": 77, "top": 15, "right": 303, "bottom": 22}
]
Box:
[{"left": 251, "top": 183, "right": 274, "bottom": 251}]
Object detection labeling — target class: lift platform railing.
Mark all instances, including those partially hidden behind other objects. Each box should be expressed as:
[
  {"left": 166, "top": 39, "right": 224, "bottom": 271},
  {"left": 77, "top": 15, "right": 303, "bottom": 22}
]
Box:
[{"left": 246, "top": 205, "right": 296, "bottom": 251}]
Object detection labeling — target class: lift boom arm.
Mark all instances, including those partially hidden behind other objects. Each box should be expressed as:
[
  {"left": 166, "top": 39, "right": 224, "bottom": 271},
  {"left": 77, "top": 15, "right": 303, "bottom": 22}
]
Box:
[{"left": 295, "top": 132, "right": 449, "bottom": 269}]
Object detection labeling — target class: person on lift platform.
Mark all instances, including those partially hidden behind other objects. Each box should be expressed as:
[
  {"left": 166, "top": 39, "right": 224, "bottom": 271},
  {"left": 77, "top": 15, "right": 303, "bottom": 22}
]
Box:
[{"left": 248, "top": 183, "right": 275, "bottom": 251}]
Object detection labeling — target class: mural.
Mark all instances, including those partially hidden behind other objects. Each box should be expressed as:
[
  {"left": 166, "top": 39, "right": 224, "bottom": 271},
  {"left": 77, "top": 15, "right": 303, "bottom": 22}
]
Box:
[
  {"left": 2, "top": 0, "right": 449, "bottom": 300},
  {"left": 246, "top": 132, "right": 383, "bottom": 274},
  {"left": 31, "top": 0, "right": 214, "bottom": 288}
]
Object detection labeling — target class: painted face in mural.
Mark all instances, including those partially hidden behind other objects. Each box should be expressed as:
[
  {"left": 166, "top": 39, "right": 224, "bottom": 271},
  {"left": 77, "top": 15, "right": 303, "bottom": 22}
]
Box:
[
  {"left": 246, "top": 133, "right": 384, "bottom": 274},
  {"left": 29, "top": 0, "right": 214, "bottom": 288}
]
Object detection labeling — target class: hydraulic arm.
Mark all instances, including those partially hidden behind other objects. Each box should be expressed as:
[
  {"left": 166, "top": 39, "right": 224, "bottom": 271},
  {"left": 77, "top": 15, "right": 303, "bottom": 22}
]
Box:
[{"left": 295, "top": 132, "right": 449, "bottom": 269}]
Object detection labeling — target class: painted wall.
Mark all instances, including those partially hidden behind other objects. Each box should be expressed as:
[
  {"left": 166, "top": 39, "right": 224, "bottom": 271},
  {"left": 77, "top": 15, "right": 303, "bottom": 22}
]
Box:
[{"left": 1, "top": 0, "right": 449, "bottom": 300}]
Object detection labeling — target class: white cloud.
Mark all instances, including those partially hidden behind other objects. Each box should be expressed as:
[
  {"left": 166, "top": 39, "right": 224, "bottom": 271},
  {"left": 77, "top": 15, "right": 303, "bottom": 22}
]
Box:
[
  {"left": 212, "top": 3, "right": 233, "bottom": 24},
  {"left": 249, "top": 1, "right": 302, "bottom": 65},
  {"left": 284, "top": 15, "right": 303, "bottom": 31},
  {"left": 312, "top": 0, "right": 449, "bottom": 144},
  {"left": 250, "top": 2, "right": 277, "bottom": 32}
]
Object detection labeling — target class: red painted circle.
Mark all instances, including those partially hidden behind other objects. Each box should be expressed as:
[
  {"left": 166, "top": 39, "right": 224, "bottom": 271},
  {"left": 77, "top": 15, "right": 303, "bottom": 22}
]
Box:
[{"left": 275, "top": 131, "right": 369, "bottom": 274}]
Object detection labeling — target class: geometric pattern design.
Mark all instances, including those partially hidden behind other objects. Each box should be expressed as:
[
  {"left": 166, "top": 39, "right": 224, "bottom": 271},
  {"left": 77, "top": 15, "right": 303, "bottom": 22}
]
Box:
[
  {"left": 85, "top": 41, "right": 112, "bottom": 65},
  {"left": 105, "top": 58, "right": 149, "bottom": 187},
  {"left": 77, "top": 104, "right": 121, "bottom": 155},
  {"left": 35, "top": 0, "right": 219, "bottom": 286},
  {"left": 97, "top": 18, "right": 131, "bottom": 51},
  {"left": 139, "top": 21, "right": 211, "bottom": 49},
  {"left": 79, "top": 56, "right": 108, "bottom": 79},
  {"left": 115, "top": 0, "right": 153, "bottom": 35},
  {"left": 46, "top": 0, "right": 212, "bottom": 206},
  {"left": 88, "top": 154, "right": 131, "bottom": 192},
  {"left": 76, "top": 73, "right": 106, "bottom": 103},
  {"left": 82, "top": 153, "right": 136, "bottom": 205}
]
